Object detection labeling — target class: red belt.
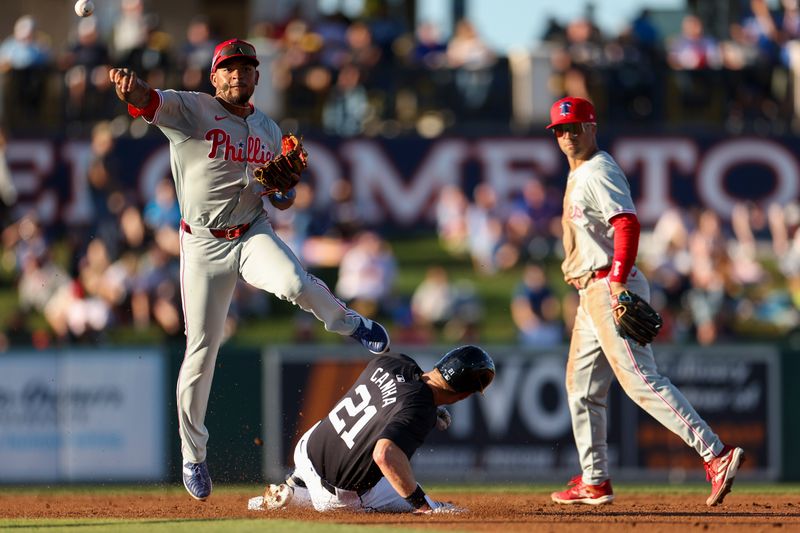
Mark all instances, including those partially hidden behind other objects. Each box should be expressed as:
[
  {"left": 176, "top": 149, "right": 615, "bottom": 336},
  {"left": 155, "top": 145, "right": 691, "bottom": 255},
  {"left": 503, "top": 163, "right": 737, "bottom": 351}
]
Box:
[
  {"left": 180, "top": 219, "right": 251, "bottom": 240},
  {"left": 593, "top": 267, "right": 610, "bottom": 280}
]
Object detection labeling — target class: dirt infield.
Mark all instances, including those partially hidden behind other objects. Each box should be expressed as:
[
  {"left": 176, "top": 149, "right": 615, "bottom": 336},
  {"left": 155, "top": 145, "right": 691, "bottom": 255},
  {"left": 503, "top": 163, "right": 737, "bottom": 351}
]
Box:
[{"left": 1, "top": 490, "right": 798, "bottom": 531}]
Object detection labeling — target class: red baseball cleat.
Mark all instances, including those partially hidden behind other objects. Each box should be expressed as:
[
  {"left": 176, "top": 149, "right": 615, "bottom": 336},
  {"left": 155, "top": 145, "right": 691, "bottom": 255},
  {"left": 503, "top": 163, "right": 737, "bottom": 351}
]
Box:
[
  {"left": 551, "top": 475, "right": 614, "bottom": 505},
  {"left": 705, "top": 445, "right": 744, "bottom": 506}
]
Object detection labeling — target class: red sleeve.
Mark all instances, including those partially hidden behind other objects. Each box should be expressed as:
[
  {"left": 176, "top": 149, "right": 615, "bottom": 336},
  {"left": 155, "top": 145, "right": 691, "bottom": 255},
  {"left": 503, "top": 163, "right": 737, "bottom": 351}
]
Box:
[
  {"left": 127, "top": 89, "right": 159, "bottom": 121},
  {"left": 609, "top": 213, "right": 640, "bottom": 283}
]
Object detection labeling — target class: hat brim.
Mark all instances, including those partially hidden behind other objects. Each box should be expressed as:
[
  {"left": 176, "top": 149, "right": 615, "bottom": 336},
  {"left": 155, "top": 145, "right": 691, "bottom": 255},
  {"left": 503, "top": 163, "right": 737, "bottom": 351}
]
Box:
[
  {"left": 546, "top": 116, "right": 585, "bottom": 129},
  {"left": 212, "top": 54, "right": 260, "bottom": 72}
]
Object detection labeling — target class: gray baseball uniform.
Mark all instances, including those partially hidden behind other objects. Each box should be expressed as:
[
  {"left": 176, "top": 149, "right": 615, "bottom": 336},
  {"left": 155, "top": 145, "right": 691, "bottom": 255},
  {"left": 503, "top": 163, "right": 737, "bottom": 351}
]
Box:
[
  {"left": 561, "top": 151, "right": 724, "bottom": 484},
  {"left": 147, "top": 89, "right": 364, "bottom": 464}
]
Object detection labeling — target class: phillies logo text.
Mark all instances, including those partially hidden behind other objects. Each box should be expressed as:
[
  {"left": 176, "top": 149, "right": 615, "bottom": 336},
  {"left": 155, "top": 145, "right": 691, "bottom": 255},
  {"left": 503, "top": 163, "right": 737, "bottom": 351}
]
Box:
[{"left": 205, "top": 128, "right": 273, "bottom": 163}]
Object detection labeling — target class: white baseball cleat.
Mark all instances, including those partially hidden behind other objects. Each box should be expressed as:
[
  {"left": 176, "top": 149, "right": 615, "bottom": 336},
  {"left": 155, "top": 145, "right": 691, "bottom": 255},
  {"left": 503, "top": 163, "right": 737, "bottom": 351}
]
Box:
[{"left": 264, "top": 483, "right": 294, "bottom": 510}]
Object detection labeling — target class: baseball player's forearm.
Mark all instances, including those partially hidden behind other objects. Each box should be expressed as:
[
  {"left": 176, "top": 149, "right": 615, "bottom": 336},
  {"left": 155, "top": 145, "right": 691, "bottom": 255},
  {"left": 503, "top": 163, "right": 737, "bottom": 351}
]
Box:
[
  {"left": 608, "top": 213, "right": 639, "bottom": 286},
  {"left": 373, "top": 438, "right": 418, "bottom": 498}
]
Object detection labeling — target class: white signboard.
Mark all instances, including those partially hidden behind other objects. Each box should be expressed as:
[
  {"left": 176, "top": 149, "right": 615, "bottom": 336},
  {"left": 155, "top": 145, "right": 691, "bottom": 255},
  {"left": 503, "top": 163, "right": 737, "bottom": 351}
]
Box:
[{"left": 0, "top": 349, "right": 166, "bottom": 482}]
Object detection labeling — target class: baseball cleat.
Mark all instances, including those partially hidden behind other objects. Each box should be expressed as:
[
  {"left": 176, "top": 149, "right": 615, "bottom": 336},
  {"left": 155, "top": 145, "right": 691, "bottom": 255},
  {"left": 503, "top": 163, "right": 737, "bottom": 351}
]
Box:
[
  {"left": 349, "top": 313, "right": 390, "bottom": 354},
  {"left": 705, "top": 445, "right": 744, "bottom": 506},
  {"left": 183, "top": 461, "right": 212, "bottom": 501},
  {"left": 551, "top": 475, "right": 614, "bottom": 505},
  {"left": 264, "top": 483, "right": 294, "bottom": 510}
]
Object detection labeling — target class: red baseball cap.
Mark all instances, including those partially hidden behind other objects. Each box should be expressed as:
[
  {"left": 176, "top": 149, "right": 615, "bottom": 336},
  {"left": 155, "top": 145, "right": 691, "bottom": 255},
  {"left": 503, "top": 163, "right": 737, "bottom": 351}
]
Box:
[
  {"left": 211, "top": 38, "right": 259, "bottom": 73},
  {"left": 546, "top": 96, "right": 596, "bottom": 129}
]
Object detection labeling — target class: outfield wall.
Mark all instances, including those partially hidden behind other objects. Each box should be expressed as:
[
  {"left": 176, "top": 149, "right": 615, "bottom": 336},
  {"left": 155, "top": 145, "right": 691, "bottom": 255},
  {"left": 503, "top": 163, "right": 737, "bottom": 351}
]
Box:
[
  {"left": 0, "top": 343, "right": 794, "bottom": 483},
  {"left": 263, "top": 344, "right": 783, "bottom": 484}
]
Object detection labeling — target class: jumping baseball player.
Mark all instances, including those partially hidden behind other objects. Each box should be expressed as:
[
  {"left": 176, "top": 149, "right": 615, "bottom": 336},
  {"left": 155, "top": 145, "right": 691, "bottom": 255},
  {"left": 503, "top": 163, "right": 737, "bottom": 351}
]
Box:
[
  {"left": 109, "top": 38, "right": 391, "bottom": 502},
  {"left": 255, "top": 345, "right": 495, "bottom": 513},
  {"left": 546, "top": 96, "right": 744, "bottom": 506}
]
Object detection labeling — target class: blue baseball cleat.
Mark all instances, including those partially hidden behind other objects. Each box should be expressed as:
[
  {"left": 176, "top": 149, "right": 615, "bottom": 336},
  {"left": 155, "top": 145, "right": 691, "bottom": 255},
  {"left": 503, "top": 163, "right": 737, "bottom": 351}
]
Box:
[
  {"left": 348, "top": 313, "right": 390, "bottom": 354},
  {"left": 183, "top": 461, "right": 212, "bottom": 501}
]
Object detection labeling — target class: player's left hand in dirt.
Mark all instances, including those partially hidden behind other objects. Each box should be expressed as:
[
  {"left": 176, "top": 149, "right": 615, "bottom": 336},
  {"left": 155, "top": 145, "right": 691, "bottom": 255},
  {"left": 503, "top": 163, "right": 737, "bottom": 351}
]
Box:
[
  {"left": 254, "top": 133, "right": 307, "bottom": 196},
  {"left": 435, "top": 406, "right": 451, "bottom": 431},
  {"left": 414, "top": 499, "right": 466, "bottom": 515},
  {"left": 612, "top": 289, "right": 663, "bottom": 346}
]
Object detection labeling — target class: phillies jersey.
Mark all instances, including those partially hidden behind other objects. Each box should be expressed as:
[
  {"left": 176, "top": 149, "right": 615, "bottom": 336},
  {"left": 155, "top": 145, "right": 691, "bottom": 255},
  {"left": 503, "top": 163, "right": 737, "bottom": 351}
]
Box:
[
  {"left": 561, "top": 150, "right": 637, "bottom": 288},
  {"left": 306, "top": 353, "right": 437, "bottom": 493},
  {"left": 147, "top": 89, "right": 282, "bottom": 229}
]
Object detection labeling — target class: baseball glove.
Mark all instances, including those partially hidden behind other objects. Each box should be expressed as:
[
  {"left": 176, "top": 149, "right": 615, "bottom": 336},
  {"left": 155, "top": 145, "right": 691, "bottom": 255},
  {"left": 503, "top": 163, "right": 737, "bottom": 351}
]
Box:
[
  {"left": 612, "top": 289, "right": 663, "bottom": 346},
  {"left": 253, "top": 133, "right": 307, "bottom": 195}
]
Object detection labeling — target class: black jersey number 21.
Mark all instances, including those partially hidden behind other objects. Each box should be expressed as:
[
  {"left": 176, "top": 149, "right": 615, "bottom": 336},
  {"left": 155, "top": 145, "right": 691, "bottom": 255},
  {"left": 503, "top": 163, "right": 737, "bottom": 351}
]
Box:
[{"left": 328, "top": 384, "right": 378, "bottom": 448}]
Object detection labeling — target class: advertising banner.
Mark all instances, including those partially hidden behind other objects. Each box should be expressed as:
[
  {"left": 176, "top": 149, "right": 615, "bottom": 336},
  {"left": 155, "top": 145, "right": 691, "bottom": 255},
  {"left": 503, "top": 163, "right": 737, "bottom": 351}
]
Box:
[
  {"left": 263, "top": 345, "right": 780, "bottom": 482},
  {"left": 6, "top": 134, "right": 798, "bottom": 231},
  {"left": 0, "top": 349, "right": 167, "bottom": 482}
]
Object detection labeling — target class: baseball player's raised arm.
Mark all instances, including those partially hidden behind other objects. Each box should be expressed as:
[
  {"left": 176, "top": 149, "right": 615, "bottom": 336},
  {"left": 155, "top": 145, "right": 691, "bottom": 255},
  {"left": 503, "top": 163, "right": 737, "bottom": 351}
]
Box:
[{"left": 372, "top": 438, "right": 434, "bottom": 512}]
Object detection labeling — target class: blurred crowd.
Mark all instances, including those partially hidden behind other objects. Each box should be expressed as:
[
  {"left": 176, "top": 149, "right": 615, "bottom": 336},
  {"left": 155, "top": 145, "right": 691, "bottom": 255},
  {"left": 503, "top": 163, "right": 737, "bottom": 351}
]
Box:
[
  {"left": 1, "top": 1, "right": 800, "bottom": 350},
  {"left": 1, "top": 118, "right": 799, "bottom": 350},
  {"left": 2, "top": 1, "right": 800, "bottom": 136}
]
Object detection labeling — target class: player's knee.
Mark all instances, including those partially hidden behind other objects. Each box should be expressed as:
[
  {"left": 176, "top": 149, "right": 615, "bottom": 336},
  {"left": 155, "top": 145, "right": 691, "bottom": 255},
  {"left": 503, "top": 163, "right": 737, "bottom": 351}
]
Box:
[{"left": 284, "top": 275, "right": 307, "bottom": 301}]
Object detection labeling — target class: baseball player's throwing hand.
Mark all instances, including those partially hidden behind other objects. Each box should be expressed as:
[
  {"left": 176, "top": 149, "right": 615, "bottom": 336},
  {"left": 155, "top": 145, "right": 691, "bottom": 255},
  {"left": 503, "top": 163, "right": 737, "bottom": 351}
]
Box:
[{"left": 109, "top": 68, "right": 150, "bottom": 107}]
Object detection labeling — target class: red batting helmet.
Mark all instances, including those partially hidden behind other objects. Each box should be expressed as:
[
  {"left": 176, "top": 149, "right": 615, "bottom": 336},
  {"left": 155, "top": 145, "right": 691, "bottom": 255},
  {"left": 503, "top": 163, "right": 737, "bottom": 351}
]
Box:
[
  {"left": 211, "top": 38, "right": 259, "bottom": 73},
  {"left": 546, "top": 96, "right": 596, "bottom": 129}
]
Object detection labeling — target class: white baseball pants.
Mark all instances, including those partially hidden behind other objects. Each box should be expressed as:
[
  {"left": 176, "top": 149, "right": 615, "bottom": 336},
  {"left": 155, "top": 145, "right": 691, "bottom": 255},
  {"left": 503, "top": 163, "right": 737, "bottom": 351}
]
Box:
[
  {"left": 288, "top": 423, "right": 415, "bottom": 513},
  {"left": 177, "top": 215, "right": 360, "bottom": 463},
  {"left": 567, "top": 271, "right": 724, "bottom": 485}
]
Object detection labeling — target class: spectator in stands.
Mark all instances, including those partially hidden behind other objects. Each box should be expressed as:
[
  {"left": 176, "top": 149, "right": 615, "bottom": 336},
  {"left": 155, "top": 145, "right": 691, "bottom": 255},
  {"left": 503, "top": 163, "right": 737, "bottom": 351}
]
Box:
[
  {"left": 730, "top": 202, "right": 768, "bottom": 286},
  {"left": 2, "top": 212, "right": 48, "bottom": 273},
  {"left": 769, "top": 201, "right": 800, "bottom": 310},
  {"left": 17, "top": 248, "right": 69, "bottom": 323},
  {"left": 322, "top": 62, "right": 369, "bottom": 136},
  {"left": 130, "top": 242, "right": 181, "bottom": 335},
  {"left": 668, "top": 14, "right": 723, "bottom": 70},
  {"left": 0, "top": 128, "right": 17, "bottom": 223},
  {"left": 315, "top": 12, "right": 351, "bottom": 71},
  {"left": 123, "top": 13, "right": 172, "bottom": 90},
  {"left": 143, "top": 176, "right": 180, "bottom": 231},
  {"left": 465, "top": 183, "right": 504, "bottom": 274},
  {"left": 112, "top": 0, "right": 148, "bottom": 63},
  {"left": 0, "top": 15, "right": 51, "bottom": 132},
  {"left": 143, "top": 176, "right": 181, "bottom": 257},
  {"left": 411, "top": 265, "right": 457, "bottom": 329},
  {"left": 335, "top": 230, "right": 397, "bottom": 318},
  {"left": 446, "top": 19, "right": 496, "bottom": 111},
  {"left": 631, "top": 9, "right": 662, "bottom": 53},
  {"left": 177, "top": 16, "right": 216, "bottom": 92},
  {"left": 686, "top": 209, "right": 730, "bottom": 345},
  {"left": 507, "top": 178, "right": 562, "bottom": 260},
  {"left": 435, "top": 184, "right": 469, "bottom": 257},
  {"left": 59, "top": 17, "right": 112, "bottom": 129},
  {"left": 510, "top": 263, "right": 562, "bottom": 347},
  {"left": 84, "top": 121, "right": 127, "bottom": 255},
  {"left": 667, "top": 14, "right": 724, "bottom": 120},
  {"left": 640, "top": 207, "right": 693, "bottom": 342},
  {"left": 414, "top": 21, "right": 447, "bottom": 69}
]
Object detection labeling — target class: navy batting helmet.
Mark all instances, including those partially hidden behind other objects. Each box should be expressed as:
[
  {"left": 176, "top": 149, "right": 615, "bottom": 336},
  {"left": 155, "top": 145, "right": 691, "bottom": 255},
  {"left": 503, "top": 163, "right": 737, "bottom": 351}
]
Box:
[{"left": 434, "top": 345, "right": 495, "bottom": 394}]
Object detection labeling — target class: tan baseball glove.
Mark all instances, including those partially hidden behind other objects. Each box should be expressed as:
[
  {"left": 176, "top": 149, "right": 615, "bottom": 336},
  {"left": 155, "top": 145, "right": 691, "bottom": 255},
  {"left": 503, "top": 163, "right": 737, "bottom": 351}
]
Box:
[{"left": 253, "top": 133, "right": 307, "bottom": 195}]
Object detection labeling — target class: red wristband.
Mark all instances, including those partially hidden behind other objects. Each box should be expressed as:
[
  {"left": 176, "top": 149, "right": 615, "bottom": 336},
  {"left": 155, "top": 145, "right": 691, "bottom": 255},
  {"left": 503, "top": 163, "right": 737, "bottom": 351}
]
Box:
[{"left": 127, "top": 89, "right": 159, "bottom": 120}]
